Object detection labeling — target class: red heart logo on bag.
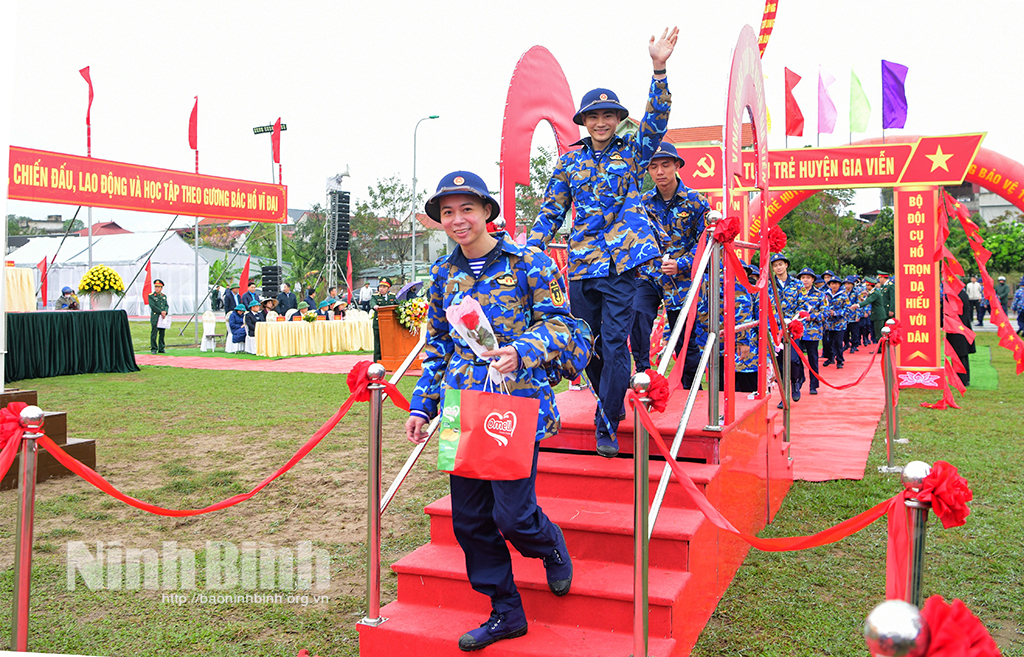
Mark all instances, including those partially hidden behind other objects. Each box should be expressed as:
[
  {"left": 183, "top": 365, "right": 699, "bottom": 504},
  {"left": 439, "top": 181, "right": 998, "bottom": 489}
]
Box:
[{"left": 484, "top": 411, "right": 517, "bottom": 447}]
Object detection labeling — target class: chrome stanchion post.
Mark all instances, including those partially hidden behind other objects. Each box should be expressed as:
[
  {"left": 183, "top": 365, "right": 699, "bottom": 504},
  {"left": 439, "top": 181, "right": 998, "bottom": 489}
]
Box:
[
  {"left": 630, "top": 372, "right": 651, "bottom": 657},
  {"left": 705, "top": 214, "right": 721, "bottom": 431},
  {"left": 864, "top": 599, "right": 931, "bottom": 657},
  {"left": 886, "top": 318, "right": 905, "bottom": 445},
  {"left": 12, "top": 405, "right": 44, "bottom": 651},
  {"left": 878, "top": 328, "right": 902, "bottom": 474},
  {"left": 359, "top": 363, "right": 388, "bottom": 627},
  {"left": 901, "top": 461, "right": 933, "bottom": 608}
]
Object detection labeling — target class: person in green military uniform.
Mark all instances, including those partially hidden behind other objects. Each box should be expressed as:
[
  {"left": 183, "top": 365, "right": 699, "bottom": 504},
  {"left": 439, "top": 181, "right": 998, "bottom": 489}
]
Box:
[
  {"left": 854, "top": 277, "right": 889, "bottom": 341},
  {"left": 878, "top": 271, "right": 896, "bottom": 320},
  {"left": 370, "top": 277, "right": 398, "bottom": 362},
  {"left": 149, "top": 278, "right": 169, "bottom": 354}
]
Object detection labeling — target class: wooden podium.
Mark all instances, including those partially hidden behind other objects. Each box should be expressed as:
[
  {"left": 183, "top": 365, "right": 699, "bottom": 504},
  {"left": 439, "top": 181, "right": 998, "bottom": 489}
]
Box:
[{"left": 377, "top": 306, "right": 424, "bottom": 372}]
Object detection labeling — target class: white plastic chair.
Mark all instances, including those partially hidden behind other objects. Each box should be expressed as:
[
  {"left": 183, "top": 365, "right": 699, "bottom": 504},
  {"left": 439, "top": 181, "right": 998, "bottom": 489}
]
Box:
[{"left": 201, "top": 311, "right": 219, "bottom": 352}]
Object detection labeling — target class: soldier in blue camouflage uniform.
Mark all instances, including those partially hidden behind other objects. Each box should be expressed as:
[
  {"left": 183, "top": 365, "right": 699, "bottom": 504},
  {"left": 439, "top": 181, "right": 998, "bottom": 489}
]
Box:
[
  {"left": 822, "top": 277, "right": 848, "bottom": 369},
  {"left": 630, "top": 141, "right": 708, "bottom": 381},
  {"left": 842, "top": 275, "right": 863, "bottom": 353},
  {"left": 406, "top": 171, "right": 577, "bottom": 652},
  {"left": 691, "top": 264, "right": 758, "bottom": 392},
  {"left": 820, "top": 270, "right": 836, "bottom": 364},
  {"left": 528, "top": 27, "right": 679, "bottom": 458},
  {"left": 791, "top": 268, "right": 826, "bottom": 396}
]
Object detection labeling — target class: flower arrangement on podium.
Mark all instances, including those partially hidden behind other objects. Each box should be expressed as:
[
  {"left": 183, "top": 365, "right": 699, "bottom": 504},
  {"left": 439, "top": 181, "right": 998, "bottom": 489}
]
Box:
[
  {"left": 302, "top": 312, "right": 317, "bottom": 323},
  {"left": 78, "top": 264, "right": 125, "bottom": 310},
  {"left": 396, "top": 297, "right": 429, "bottom": 335}
]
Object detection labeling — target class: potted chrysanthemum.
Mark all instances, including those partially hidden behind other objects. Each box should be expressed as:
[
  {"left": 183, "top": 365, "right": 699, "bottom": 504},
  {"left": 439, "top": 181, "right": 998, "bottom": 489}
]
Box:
[{"left": 77, "top": 264, "right": 126, "bottom": 310}]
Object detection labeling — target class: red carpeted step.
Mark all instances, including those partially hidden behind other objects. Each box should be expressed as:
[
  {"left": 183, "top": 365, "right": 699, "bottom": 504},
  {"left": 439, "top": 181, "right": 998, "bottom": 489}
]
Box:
[
  {"left": 392, "top": 542, "right": 690, "bottom": 637},
  {"left": 424, "top": 495, "right": 704, "bottom": 566},
  {"left": 535, "top": 452, "right": 719, "bottom": 511},
  {"left": 358, "top": 601, "right": 678, "bottom": 657}
]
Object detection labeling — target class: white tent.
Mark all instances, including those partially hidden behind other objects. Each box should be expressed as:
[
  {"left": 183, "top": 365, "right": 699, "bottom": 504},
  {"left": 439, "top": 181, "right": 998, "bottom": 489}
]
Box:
[{"left": 9, "top": 232, "right": 210, "bottom": 316}]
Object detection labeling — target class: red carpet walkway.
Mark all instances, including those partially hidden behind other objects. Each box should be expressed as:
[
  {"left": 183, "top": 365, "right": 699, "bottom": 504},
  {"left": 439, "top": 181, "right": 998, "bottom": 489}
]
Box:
[
  {"left": 770, "top": 343, "right": 886, "bottom": 482},
  {"left": 135, "top": 353, "right": 372, "bottom": 374}
]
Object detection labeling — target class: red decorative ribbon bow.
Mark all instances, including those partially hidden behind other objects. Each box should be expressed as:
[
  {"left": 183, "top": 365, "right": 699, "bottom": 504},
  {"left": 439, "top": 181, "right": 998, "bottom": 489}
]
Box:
[
  {"left": 643, "top": 369, "right": 670, "bottom": 413},
  {"left": 920, "top": 595, "right": 1001, "bottom": 657},
  {"left": 768, "top": 225, "right": 788, "bottom": 252},
  {"left": 887, "top": 318, "right": 903, "bottom": 346},
  {"left": 917, "top": 461, "right": 973, "bottom": 529},
  {"left": 712, "top": 215, "right": 742, "bottom": 244},
  {"left": 788, "top": 318, "right": 804, "bottom": 340},
  {"left": 0, "top": 401, "right": 28, "bottom": 451}
]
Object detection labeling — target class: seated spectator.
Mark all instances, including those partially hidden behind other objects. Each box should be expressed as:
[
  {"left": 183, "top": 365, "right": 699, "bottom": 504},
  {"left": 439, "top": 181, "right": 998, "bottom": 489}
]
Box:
[
  {"left": 317, "top": 298, "right": 334, "bottom": 317},
  {"left": 261, "top": 298, "right": 278, "bottom": 321},
  {"left": 57, "top": 286, "right": 80, "bottom": 310},
  {"left": 332, "top": 299, "right": 347, "bottom": 319},
  {"left": 227, "top": 304, "right": 247, "bottom": 344},
  {"left": 292, "top": 301, "right": 310, "bottom": 321},
  {"left": 245, "top": 299, "right": 263, "bottom": 336}
]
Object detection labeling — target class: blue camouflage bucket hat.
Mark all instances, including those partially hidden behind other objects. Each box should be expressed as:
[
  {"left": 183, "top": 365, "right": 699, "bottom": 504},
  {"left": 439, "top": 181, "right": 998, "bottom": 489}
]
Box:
[
  {"left": 424, "top": 171, "right": 500, "bottom": 223},
  {"left": 797, "top": 267, "right": 816, "bottom": 279},
  {"left": 573, "top": 88, "right": 629, "bottom": 126},
  {"left": 650, "top": 141, "right": 685, "bottom": 167},
  {"left": 770, "top": 253, "right": 790, "bottom": 265}
]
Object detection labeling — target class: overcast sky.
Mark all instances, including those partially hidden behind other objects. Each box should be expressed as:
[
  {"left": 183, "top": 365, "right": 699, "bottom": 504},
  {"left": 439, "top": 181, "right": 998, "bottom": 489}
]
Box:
[{"left": 6, "top": 0, "right": 1024, "bottom": 232}]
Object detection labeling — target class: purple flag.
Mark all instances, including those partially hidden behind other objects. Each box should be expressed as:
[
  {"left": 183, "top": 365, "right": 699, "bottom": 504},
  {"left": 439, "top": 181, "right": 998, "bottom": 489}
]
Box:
[
  {"left": 817, "top": 68, "right": 837, "bottom": 135},
  {"left": 882, "top": 60, "right": 909, "bottom": 129}
]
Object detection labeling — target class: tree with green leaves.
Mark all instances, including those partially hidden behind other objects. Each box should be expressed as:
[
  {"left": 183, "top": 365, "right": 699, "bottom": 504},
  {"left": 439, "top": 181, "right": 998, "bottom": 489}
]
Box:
[
  {"left": 778, "top": 189, "right": 863, "bottom": 274},
  {"left": 352, "top": 176, "right": 422, "bottom": 281},
  {"left": 6, "top": 214, "right": 39, "bottom": 236},
  {"left": 514, "top": 146, "right": 556, "bottom": 233}
]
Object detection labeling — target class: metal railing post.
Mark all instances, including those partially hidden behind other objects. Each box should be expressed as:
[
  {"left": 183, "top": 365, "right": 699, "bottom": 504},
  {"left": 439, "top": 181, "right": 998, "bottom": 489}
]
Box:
[
  {"left": 886, "top": 318, "right": 904, "bottom": 445},
  {"left": 878, "top": 328, "right": 902, "bottom": 474},
  {"left": 12, "top": 405, "right": 44, "bottom": 651},
  {"left": 901, "top": 461, "right": 932, "bottom": 608},
  {"left": 864, "top": 599, "right": 930, "bottom": 656},
  {"left": 359, "top": 363, "right": 388, "bottom": 627},
  {"left": 769, "top": 275, "right": 792, "bottom": 450},
  {"left": 630, "top": 372, "right": 651, "bottom": 657},
  {"left": 705, "top": 219, "right": 721, "bottom": 431}
]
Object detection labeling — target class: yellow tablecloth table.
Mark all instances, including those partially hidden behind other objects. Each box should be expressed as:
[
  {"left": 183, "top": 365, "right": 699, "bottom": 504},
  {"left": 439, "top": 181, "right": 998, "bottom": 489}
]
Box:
[
  {"left": 256, "top": 318, "right": 373, "bottom": 357},
  {"left": 5, "top": 268, "right": 35, "bottom": 312}
]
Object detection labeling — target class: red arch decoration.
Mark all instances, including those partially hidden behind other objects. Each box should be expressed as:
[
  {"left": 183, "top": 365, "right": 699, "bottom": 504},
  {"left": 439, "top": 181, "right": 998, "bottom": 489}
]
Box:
[
  {"left": 751, "top": 136, "right": 1024, "bottom": 224},
  {"left": 498, "top": 46, "right": 580, "bottom": 238}
]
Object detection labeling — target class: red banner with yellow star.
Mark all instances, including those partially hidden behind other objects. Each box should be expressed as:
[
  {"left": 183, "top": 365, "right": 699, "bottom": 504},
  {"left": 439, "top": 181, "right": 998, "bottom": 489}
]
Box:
[
  {"left": 894, "top": 187, "right": 944, "bottom": 387},
  {"left": 674, "top": 134, "right": 985, "bottom": 193}
]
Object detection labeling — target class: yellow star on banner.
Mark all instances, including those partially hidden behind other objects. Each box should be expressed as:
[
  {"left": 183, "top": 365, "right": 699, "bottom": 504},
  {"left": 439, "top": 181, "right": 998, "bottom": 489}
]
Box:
[{"left": 927, "top": 145, "right": 955, "bottom": 172}]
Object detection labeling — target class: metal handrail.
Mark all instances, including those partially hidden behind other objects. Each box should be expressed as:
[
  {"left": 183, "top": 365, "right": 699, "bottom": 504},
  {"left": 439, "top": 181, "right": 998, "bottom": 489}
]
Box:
[
  {"left": 647, "top": 332, "right": 718, "bottom": 539},
  {"left": 655, "top": 241, "right": 715, "bottom": 377}
]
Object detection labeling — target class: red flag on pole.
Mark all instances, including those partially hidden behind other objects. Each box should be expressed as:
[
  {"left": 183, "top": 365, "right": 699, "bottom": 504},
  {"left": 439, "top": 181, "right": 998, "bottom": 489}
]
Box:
[
  {"left": 37, "top": 257, "right": 48, "bottom": 305},
  {"left": 346, "top": 251, "right": 354, "bottom": 303},
  {"left": 79, "top": 66, "right": 94, "bottom": 156},
  {"left": 188, "top": 97, "right": 198, "bottom": 150},
  {"left": 785, "top": 67, "right": 805, "bottom": 137},
  {"left": 239, "top": 256, "right": 251, "bottom": 295},
  {"left": 143, "top": 261, "right": 153, "bottom": 305},
  {"left": 271, "top": 118, "right": 281, "bottom": 164}
]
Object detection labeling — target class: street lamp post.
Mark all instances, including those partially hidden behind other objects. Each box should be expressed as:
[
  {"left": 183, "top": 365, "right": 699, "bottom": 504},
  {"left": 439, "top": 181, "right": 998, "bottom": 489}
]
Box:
[{"left": 411, "top": 115, "right": 439, "bottom": 282}]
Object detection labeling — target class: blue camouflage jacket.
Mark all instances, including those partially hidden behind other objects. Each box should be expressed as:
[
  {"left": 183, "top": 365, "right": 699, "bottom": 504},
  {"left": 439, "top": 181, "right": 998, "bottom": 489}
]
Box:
[
  {"left": 692, "top": 276, "right": 758, "bottom": 370},
  {"left": 410, "top": 234, "right": 575, "bottom": 441},
  {"left": 789, "top": 285, "right": 826, "bottom": 341},
  {"left": 527, "top": 77, "right": 672, "bottom": 281},
  {"left": 822, "top": 288, "right": 849, "bottom": 331},
  {"left": 639, "top": 179, "right": 709, "bottom": 309},
  {"left": 1012, "top": 287, "right": 1024, "bottom": 313}
]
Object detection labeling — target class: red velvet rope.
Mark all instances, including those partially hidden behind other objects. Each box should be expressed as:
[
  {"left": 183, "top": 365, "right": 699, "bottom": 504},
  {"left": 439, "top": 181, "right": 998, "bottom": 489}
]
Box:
[
  {"left": 787, "top": 335, "right": 885, "bottom": 391},
  {"left": 1, "top": 369, "right": 409, "bottom": 516},
  {"left": 625, "top": 390, "right": 971, "bottom": 601}
]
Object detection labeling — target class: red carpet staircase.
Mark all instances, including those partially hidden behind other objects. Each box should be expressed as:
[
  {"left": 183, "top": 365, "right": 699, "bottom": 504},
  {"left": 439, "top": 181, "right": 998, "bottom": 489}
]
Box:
[{"left": 358, "top": 390, "right": 793, "bottom": 656}]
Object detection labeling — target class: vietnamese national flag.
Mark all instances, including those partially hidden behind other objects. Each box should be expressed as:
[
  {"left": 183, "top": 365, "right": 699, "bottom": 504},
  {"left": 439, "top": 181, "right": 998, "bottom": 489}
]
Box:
[
  {"left": 346, "top": 251, "right": 354, "bottom": 303},
  {"left": 188, "top": 96, "right": 198, "bottom": 150},
  {"left": 143, "top": 261, "right": 153, "bottom": 305},
  {"left": 239, "top": 256, "right": 251, "bottom": 295},
  {"left": 79, "top": 66, "right": 93, "bottom": 126},
  {"left": 784, "top": 67, "right": 804, "bottom": 137},
  {"left": 37, "top": 257, "right": 48, "bottom": 305},
  {"left": 271, "top": 117, "right": 281, "bottom": 164}
]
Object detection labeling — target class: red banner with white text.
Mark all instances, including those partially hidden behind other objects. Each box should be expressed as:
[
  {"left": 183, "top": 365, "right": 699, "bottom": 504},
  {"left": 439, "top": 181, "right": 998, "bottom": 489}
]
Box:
[{"left": 9, "top": 146, "right": 287, "bottom": 223}]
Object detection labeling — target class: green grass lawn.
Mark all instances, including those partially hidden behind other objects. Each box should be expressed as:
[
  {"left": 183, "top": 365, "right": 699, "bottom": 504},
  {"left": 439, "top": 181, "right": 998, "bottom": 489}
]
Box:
[{"left": 0, "top": 332, "right": 1020, "bottom": 656}]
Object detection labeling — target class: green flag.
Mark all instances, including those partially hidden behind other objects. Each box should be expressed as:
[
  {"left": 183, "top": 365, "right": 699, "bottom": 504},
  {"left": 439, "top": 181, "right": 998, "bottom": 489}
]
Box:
[{"left": 850, "top": 70, "right": 871, "bottom": 133}]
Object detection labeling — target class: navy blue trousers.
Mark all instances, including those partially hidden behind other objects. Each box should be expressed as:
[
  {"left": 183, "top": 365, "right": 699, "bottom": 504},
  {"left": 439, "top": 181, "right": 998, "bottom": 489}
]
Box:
[
  {"left": 826, "top": 329, "right": 845, "bottom": 365},
  {"left": 449, "top": 443, "right": 558, "bottom": 615},
  {"left": 795, "top": 339, "right": 820, "bottom": 393},
  {"left": 630, "top": 279, "right": 663, "bottom": 372},
  {"left": 570, "top": 268, "right": 635, "bottom": 434}
]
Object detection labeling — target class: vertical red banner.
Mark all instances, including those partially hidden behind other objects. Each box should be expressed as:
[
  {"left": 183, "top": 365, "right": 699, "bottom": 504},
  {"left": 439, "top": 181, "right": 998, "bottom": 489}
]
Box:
[{"left": 894, "top": 186, "right": 943, "bottom": 388}]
